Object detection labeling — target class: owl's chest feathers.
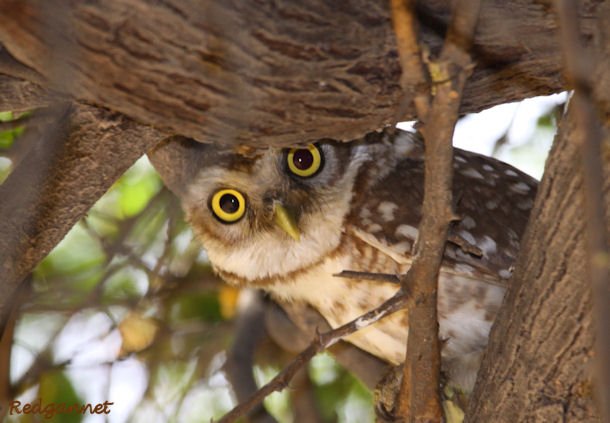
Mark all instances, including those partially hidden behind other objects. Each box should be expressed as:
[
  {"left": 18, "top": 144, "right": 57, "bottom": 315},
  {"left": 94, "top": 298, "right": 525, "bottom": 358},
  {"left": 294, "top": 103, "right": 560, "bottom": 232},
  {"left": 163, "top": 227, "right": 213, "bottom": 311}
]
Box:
[
  {"left": 266, "top": 235, "right": 506, "bottom": 369},
  {"left": 267, "top": 247, "right": 409, "bottom": 364}
]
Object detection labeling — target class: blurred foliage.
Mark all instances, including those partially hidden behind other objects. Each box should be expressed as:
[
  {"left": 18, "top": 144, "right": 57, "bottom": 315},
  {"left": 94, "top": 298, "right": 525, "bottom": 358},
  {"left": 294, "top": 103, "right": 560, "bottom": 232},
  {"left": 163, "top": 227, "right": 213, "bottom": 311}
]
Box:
[
  {"left": 0, "top": 96, "right": 560, "bottom": 423},
  {"left": 2, "top": 152, "right": 374, "bottom": 423}
]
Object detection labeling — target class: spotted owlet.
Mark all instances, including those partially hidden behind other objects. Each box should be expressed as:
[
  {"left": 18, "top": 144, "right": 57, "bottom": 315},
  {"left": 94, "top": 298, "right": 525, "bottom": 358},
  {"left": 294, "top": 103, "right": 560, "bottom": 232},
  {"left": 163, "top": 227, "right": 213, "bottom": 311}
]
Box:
[{"left": 148, "top": 130, "right": 537, "bottom": 392}]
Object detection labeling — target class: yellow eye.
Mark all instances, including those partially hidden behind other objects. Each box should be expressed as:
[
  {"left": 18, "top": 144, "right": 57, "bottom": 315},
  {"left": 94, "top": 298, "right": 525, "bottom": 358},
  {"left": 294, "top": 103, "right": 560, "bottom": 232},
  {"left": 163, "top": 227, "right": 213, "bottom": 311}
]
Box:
[
  {"left": 287, "top": 144, "right": 323, "bottom": 178},
  {"left": 210, "top": 189, "right": 246, "bottom": 223}
]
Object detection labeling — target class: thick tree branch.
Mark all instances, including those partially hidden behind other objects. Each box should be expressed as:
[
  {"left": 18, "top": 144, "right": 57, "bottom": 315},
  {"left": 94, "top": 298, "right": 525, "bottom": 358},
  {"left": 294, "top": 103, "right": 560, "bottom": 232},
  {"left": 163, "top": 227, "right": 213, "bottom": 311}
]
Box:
[
  {"left": 466, "top": 91, "right": 606, "bottom": 423},
  {"left": 556, "top": 1, "right": 610, "bottom": 419},
  {"left": 0, "top": 0, "right": 601, "bottom": 145},
  {"left": 0, "top": 104, "right": 167, "bottom": 334},
  {"left": 0, "top": 74, "right": 47, "bottom": 113},
  {"left": 466, "top": 3, "right": 609, "bottom": 421}
]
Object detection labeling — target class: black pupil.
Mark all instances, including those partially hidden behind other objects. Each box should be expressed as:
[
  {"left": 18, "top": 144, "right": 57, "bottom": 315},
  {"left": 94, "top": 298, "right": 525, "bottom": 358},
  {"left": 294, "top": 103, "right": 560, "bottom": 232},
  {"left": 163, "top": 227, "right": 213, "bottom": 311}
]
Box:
[
  {"left": 293, "top": 149, "right": 314, "bottom": 170},
  {"left": 219, "top": 194, "right": 240, "bottom": 214}
]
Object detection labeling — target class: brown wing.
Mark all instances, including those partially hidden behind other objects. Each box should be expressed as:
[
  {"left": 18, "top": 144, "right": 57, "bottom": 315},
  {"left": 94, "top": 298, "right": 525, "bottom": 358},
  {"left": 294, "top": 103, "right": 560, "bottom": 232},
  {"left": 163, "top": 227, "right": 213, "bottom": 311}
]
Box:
[{"left": 348, "top": 135, "right": 537, "bottom": 285}]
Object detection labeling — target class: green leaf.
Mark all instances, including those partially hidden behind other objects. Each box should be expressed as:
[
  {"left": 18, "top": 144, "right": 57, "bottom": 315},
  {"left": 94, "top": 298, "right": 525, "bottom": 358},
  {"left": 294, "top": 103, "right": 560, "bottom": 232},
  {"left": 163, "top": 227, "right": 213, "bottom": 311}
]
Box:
[
  {"left": 169, "top": 292, "right": 222, "bottom": 323},
  {"left": 35, "top": 224, "right": 106, "bottom": 278},
  {"left": 102, "top": 267, "right": 148, "bottom": 302},
  {"left": 38, "top": 371, "right": 84, "bottom": 423}
]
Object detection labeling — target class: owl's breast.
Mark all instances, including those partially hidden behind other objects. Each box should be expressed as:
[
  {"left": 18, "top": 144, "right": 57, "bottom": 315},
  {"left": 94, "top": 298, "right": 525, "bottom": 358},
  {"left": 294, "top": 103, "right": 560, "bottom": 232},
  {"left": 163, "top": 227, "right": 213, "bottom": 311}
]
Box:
[
  {"left": 267, "top": 232, "right": 506, "bottom": 387},
  {"left": 266, "top": 234, "right": 410, "bottom": 364}
]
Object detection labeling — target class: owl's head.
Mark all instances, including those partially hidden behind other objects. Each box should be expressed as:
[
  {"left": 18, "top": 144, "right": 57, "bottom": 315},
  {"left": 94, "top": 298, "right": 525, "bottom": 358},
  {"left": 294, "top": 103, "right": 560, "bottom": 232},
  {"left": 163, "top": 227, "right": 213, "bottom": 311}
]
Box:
[{"left": 149, "top": 137, "right": 375, "bottom": 284}]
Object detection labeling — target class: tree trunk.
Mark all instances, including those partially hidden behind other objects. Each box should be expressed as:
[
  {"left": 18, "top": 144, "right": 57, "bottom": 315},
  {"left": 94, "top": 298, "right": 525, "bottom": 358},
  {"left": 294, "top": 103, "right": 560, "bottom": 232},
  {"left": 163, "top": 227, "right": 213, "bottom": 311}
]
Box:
[
  {"left": 467, "top": 3, "right": 610, "bottom": 418},
  {"left": 466, "top": 100, "right": 606, "bottom": 422},
  {"left": 0, "top": 0, "right": 602, "bottom": 146}
]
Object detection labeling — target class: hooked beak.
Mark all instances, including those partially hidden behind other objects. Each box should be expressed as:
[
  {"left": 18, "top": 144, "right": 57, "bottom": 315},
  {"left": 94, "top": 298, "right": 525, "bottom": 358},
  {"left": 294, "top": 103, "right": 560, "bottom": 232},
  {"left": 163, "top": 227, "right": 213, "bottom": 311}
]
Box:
[{"left": 273, "top": 203, "right": 300, "bottom": 241}]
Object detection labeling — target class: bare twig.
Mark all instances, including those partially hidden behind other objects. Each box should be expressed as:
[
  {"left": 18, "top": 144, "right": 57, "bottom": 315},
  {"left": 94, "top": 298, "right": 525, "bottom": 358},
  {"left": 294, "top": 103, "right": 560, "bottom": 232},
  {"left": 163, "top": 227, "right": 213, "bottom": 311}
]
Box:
[
  {"left": 216, "top": 291, "right": 410, "bottom": 423},
  {"left": 264, "top": 301, "right": 388, "bottom": 390},
  {"left": 556, "top": 1, "right": 610, "bottom": 420},
  {"left": 390, "top": 0, "right": 481, "bottom": 421},
  {"left": 334, "top": 270, "right": 401, "bottom": 284},
  {"left": 390, "top": 0, "right": 430, "bottom": 120}
]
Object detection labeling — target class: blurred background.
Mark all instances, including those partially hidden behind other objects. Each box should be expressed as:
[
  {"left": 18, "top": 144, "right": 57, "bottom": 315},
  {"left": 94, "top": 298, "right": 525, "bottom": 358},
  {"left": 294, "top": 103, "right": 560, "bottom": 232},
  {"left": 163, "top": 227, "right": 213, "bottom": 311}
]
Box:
[{"left": 0, "top": 92, "right": 566, "bottom": 423}]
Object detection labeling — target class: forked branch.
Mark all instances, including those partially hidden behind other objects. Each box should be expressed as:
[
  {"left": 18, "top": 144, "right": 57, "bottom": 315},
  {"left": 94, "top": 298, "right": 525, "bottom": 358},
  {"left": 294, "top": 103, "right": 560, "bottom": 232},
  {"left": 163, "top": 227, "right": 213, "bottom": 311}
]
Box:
[{"left": 390, "top": 0, "right": 481, "bottom": 421}]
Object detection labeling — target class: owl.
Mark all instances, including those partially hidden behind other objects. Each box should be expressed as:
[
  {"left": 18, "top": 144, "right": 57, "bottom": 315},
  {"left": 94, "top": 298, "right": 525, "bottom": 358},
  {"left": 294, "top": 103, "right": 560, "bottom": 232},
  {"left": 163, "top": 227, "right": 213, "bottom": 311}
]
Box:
[{"left": 148, "top": 130, "right": 537, "bottom": 392}]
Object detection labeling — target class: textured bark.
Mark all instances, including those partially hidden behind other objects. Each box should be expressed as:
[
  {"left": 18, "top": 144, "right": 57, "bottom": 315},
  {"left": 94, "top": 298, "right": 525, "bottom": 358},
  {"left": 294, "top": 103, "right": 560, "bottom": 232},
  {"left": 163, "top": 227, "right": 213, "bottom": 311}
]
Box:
[
  {"left": 466, "top": 97, "right": 608, "bottom": 422},
  {"left": 0, "top": 0, "right": 602, "bottom": 146},
  {"left": 0, "top": 74, "right": 47, "bottom": 112},
  {"left": 0, "top": 104, "right": 166, "bottom": 330},
  {"left": 466, "top": 3, "right": 610, "bottom": 420}
]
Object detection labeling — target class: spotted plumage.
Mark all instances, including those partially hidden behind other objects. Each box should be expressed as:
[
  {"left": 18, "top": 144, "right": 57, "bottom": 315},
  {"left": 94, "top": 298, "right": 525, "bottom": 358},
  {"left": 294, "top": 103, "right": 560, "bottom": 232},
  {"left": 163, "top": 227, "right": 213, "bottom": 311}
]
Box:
[{"left": 149, "top": 130, "right": 537, "bottom": 392}]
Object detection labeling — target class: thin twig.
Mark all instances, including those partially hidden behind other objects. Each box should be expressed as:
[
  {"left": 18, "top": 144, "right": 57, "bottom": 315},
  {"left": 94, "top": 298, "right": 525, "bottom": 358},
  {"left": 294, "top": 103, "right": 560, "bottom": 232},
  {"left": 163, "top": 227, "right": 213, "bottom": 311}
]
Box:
[
  {"left": 556, "top": 1, "right": 610, "bottom": 421},
  {"left": 215, "top": 291, "right": 410, "bottom": 423},
  {"left": 390, "top": 0, "right": 430, "bottom": 120},
  {"left": 333, "top": 270, "right": 401, "bottom": 284}
]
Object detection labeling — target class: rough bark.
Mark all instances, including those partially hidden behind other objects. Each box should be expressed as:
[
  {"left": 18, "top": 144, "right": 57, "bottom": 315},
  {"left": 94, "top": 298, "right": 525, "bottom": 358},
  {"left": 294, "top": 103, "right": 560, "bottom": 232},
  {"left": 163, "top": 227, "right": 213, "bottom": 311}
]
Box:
[
  {"left": 466, "top": 3, "right": 610, "bottom": 420},
  {"left": 0, "top": 104, "right": 166, "bottom": 331},
  {"left": 466, "top": 95, "right": 608, "bottom": 423},
  {"left": 0, "top": 74, "right": 47, "bottom": 112},
  {"left": 0, "top": 0, "right": 602, "bottom": 146}
]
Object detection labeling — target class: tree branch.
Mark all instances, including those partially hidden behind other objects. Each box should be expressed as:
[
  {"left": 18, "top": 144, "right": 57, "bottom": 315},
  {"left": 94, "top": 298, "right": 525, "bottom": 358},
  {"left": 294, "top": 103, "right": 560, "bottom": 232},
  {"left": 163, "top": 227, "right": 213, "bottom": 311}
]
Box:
[
  {"left": 465, "top": 86, "right": 606, "bottom": 423},
  {"left": 390, "top": 0, "right": 481, "bottom": 420},
  {"left": 556, "top": 1, "right": 610, "bottom": 420},
  {"left": 216, "top": 291, "right": 409, "bottom": 423},
  {"left": 0, "top": 103, "right": 167, "bottom": 335},
  {"left": 264, "top": 301, "right": 389, "bottom": 390},
  {"left": 0, "top": 1, "right": 600, "bottom": 145}
]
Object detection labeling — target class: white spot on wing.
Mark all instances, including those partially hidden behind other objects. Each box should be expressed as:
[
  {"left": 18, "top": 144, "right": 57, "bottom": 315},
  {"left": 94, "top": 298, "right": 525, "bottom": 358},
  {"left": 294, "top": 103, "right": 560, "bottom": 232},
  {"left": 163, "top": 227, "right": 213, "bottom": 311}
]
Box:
[
  {"left": 378, "top": 201, "right": 398, "bottom": 222},
  {"left": 461, "top": 216, "right": 476, "bottom": 229},
  {"left": 479, "top": 235, "right": 497, "bottom": 257},
  {"left": 461, "top": 168, "right": 484, "bottom": 180},
  {"left": 511, "top": 182, "right": 531, "bottom": 194},
  {"left": 505, "top": 169, "right": 518, "bottom": 177},
  {"left": 459, "top": 230, "right": 476, "bottom": 246},
  {"left": 395, "top": 224, "right": 419, "bottom": 240}
]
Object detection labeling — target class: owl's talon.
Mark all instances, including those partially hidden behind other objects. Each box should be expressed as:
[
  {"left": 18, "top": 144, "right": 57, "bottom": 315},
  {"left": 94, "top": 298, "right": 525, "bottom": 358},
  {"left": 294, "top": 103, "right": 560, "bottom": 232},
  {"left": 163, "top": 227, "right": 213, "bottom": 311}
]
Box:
[{"left": 374, "top": 364, "right": 403, "bottom": 422}]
